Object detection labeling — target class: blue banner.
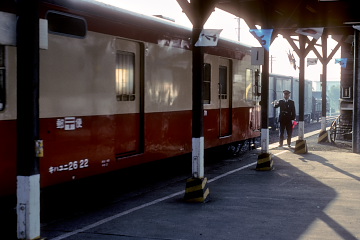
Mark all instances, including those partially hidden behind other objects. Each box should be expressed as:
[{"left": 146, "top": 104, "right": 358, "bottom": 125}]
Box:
[
  {"left": 249, "top": 29, "right": 273, "bottom": 51},
  {"left": 335, "top": 58, "right": 347, "bottom": 68}
]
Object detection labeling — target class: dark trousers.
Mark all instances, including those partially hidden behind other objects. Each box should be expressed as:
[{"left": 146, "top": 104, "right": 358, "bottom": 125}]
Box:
[{"left": 279, "top": 120, "right": 293, "bottom": 146}]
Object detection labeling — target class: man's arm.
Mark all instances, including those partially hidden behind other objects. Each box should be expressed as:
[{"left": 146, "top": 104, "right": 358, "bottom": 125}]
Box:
[{"left": 273, "top": 100, "right": 281, "bottom": 108}]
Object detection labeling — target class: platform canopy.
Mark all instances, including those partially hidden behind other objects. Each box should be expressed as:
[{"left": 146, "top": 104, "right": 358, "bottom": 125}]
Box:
[{"left": 211, "top": 0, "right": 358, "bottom": 36}]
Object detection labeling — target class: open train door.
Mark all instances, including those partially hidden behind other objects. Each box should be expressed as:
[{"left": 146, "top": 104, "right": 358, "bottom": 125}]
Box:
[
  {"left": 114, "top": 39, "right": 143, "bottom": 158},
  {"left": 218, "top": 58, "right": 232, "bottom": 137}
]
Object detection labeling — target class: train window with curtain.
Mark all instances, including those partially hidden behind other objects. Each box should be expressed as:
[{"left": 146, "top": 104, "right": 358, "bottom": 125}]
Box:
[
  {"left": 203, "top": 63, "right": 211, "bottom": 104},
  {"left": 47, "top": 11, "right": 87, "bottom": 38},
  {"left": 116, "top": 51, "right": 135, "bottom": 101},
  {"left": 219, "top": 65, "right": 227, "bottom": 99},
  {"left": 0, "top": 45, "right": 5, "bottom": 111}
]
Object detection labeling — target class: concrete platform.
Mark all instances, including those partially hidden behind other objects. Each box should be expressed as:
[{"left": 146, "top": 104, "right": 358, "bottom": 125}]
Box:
[{"left": 43, "top": 131, "right": 360, "bottom": 240}]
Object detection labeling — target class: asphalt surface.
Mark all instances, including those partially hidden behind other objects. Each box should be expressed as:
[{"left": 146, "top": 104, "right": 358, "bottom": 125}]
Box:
[
  {"left": 38, "top": 125, "right": 359, "bottom": 240},
  {"left": 2, "top": 119, "right": 357, "bottom": 240}
]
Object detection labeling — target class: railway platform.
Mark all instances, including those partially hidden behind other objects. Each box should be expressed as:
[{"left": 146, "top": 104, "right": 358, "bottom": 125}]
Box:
[{"left": 38, "top": 130, "right": 360, "bottom": 240}]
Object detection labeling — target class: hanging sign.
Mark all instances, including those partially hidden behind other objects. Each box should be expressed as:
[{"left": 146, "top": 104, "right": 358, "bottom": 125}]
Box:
[
  {"left": 0, "top": 11, "right": 48, "bottom": 49},
  {"left": 287, "top": 50, "right": 297, "bottom": 70},
  {"left": 194, "top": 29, "right": 222, "bottom": 47},
  {"left": 307, "top": 58, "right": 318, "bottom": 67},
  {"left": 251, "top": 47, "right": 264, "bottom": 65},
  {"left": 249, "top": 29, "right": 273, "bottom": 51},
  {"left": 295, "top": 27, "right": 324, "bottom": 40}
]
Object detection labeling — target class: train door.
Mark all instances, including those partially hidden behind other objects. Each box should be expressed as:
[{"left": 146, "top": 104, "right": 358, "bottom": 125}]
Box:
[
  {"left": 114, "top": 39, "right": 143, "bottom": 158},
  {"left": 218, "top": 58, "right": 232, "bottom": 137}
]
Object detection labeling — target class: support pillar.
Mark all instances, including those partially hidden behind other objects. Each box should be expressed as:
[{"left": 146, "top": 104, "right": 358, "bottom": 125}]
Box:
[
  {"left": 284, "top": 33, "right": 342, "bottom": 148},
  {"left": 16, "top": 0, "right": 41, "bottom": 239},
  {"left": 260, "top": 48, "right": 270, "bottom": 153},
  {"left": 294, "top": 35, "right": 308, "bottom": 153},
  {"left": 321, "top": 35, "right": 328, "bottom": 131},
  {"left": 256, "top": 44, "right": 273, "bottom": 171},
  {"left": 184, "top": 26, "right": 210, "bottom": 202},
  {"left": 318, "top": 34, "right": 329, "bottom": 143},
  {"left": 191, "top": 26, "right": 205, "bottom": 179},
  {"left": 178, "top": 0, "right": 215, "bottom": 202},
  {"left": 353, "top": 30, "right": 360, "bottom": 153}
]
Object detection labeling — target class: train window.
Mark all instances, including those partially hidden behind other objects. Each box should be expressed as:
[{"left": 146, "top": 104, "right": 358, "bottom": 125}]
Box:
[
  {"left": 203, "top": 63, "right": 211, "bottom": 104},
  {"left": 116, "top": 51, "right": 135, "bottom": 101},
  {"left": 47, "top": 11, "right": 87, "bottom": 38},
  {"left": 0, "top": 45, "right": 5, "bottom": 111},
  {"left": 219, "top": 66, "right": 227, "bottom": 99}
]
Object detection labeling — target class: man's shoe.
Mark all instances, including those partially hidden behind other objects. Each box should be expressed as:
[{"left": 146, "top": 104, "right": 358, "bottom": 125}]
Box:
[
  {"left": 288, "top": 144, "right": 291, "bottom": 148},
  {"left": 278, "top": 144, "right": 283, "bottom": 147}
]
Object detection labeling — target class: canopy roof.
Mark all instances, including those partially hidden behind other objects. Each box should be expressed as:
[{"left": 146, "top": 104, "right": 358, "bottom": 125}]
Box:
[{"left": 215, "top": 0, "right": 357, "bottom": 36}]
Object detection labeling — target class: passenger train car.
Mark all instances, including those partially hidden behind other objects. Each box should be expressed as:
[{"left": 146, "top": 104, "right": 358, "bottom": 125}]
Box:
[
  {"left": 0, "top": 0, "right": 261, "bottom": 196},
  {"left": 268, "top": 73, "right": 313, "bottom": 129}
]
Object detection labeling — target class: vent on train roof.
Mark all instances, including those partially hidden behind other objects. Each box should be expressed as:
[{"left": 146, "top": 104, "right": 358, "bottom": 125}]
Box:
[{"left": 153, "top": 15, "right": 175, "bottom": 23}]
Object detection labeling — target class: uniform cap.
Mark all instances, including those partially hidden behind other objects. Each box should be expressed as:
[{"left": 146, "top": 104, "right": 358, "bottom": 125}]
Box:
[{"left": 283, "top": 90, "right": 291, "bottom": 94}]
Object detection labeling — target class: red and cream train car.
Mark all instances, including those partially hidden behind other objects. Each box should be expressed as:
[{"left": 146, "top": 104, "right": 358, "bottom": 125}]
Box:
[{"left": 0, "top": 0, "right": 261, "bottom": 196}]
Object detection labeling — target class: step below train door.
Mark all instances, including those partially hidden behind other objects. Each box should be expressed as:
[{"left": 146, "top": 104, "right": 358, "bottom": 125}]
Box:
[
  {"left": 218, "top": 58, "right": 232, "bottom": 138},
  {"left": 114, "top": 38, "right": 143, "bottom": 158}
]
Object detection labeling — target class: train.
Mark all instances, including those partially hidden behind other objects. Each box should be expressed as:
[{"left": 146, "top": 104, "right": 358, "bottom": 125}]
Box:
[
  {"left": 0, "top": 0, "right": 262, "bottom": 196},
  {"left": 311, "top": 91, "right": 330, "bottom": 122},
  {"left": 268, "top": 73, "right": 328, "bottom": 129}
]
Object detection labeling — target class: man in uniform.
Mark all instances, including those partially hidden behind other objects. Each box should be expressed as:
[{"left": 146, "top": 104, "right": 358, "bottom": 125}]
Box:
[{"left": 273, "top": 90, "right": 296, "bottom": 147}]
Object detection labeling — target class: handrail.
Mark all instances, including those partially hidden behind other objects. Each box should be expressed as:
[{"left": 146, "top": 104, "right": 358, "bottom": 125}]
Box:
[
  {"left": 329, "top": 115, "right": 340, "bottom": 143},
  {"left": 329, "top": 115, "right": 352, "bottom": 143}
]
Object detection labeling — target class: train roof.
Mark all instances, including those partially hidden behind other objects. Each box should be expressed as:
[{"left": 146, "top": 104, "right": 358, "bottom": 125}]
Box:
[
  {"left": 80, "top": 0, "right": 191, "bottom": 32},
  {"left": 270, "top": 73, "right": 295, "bottom": 79},
  {"left": 39, "top": 0, "right": 251, "bottom": 60},
  {"left": 67, "top": 0, "right": 254, "bottom": 47},
  {"left": 312, "top": 91, "right": 329, "bottom": 100},
  {"left": 270, "top": 73, "right": 313, "bottom": 84}
]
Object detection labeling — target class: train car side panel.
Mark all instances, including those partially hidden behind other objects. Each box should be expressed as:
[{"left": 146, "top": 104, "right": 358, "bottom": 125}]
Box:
[
  {"left": 0, "top": 45, "right": 17, "bottom": 196},
  {"left": 203, "top": 53, "right": 260, "bottom": 148},
  {"left": 144, "top": 110, "right": 192, "bottom": 158},
  {"left": 40, "top": 32, "right": 119, "bottom": 118},
  {"left": 0, "top": 0, "right": 262, "bottom": 196},
  {"left": 144, "top": 43, "right": 192, "bottom": 113},
  {"left": 0, "top": 120, "right": 16, "bottom": 195}
]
